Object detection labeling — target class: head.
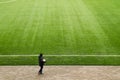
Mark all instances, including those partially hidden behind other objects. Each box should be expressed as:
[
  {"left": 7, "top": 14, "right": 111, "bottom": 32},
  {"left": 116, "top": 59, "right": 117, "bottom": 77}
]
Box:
[{"left": 39, "top": 53, "right": 43, "bottom": 57}]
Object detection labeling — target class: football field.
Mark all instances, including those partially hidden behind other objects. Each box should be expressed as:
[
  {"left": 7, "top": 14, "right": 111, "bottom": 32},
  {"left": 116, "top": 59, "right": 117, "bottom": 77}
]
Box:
[{"left": 0, "top": 0, "right": 120, "bottom": 65}]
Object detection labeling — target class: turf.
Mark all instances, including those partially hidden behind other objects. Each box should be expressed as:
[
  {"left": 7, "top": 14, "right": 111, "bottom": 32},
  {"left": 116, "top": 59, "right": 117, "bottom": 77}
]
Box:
[
  {"left": 0, "top": 56, "right": 120, "bottom": 65},
  {"left": 0, "top": 0, "right": 120, "bottom": 65}
]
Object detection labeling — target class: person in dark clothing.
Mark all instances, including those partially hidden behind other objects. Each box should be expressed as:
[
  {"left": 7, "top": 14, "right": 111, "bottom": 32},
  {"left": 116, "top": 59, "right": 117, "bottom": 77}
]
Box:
[{"left": 38, "top": 54, "right": 46, "bottom": 74}]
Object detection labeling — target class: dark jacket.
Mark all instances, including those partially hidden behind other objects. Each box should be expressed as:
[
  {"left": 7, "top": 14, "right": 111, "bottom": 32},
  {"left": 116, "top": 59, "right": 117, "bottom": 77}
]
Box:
[{"left": 38, "top": 56, "right": 44, "bottom": 66}]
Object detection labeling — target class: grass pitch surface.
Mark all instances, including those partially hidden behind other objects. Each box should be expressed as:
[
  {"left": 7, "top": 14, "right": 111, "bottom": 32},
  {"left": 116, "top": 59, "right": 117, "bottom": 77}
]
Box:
[{"left": 0, "top": 0, "right": 120, "bottom": 65}]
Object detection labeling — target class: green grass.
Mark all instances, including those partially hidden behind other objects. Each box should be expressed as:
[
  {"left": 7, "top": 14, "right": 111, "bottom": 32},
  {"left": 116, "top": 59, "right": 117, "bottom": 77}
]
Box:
[
  {"left": 0, "top": 56, "right": 120, "bottom": 65},
  {"left": 0, "top": 0, "right": 120, "bottom": 65}
]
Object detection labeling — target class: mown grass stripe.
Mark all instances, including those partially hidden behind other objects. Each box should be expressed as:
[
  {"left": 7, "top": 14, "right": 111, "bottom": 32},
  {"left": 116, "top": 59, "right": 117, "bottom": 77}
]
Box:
[
  {"left": 0, "top": 55, "right": 120, "bottom": 57},
  {"left": 0, "top": 0, "right": 16, "bottom": 3}
]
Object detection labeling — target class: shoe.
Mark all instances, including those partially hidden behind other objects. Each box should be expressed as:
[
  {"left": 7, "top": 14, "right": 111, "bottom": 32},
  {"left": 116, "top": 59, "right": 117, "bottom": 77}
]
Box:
[{"left": 40, "top": 72, "right": 43, "bottom": 74}]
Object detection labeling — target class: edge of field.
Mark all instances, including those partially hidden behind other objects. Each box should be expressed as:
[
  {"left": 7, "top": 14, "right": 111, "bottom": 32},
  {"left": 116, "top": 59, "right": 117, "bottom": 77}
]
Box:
[{"left": 0, "top": 55, "right": 120, "bottom": 65}]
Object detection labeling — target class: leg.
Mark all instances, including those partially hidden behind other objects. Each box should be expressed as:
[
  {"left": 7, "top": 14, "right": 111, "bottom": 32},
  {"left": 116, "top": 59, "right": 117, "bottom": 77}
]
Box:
[
  {"left": 39, "top": 65, "right": 43, "bottom": 74},
  {"left": 38, "top": 66, "right": 41, "bottom": 74}
]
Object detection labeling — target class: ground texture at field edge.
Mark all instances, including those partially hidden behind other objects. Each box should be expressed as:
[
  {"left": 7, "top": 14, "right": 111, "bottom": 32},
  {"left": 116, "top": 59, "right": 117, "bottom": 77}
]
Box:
[{"left": 0, "top": 66, "right": 120, "bottom": 80}]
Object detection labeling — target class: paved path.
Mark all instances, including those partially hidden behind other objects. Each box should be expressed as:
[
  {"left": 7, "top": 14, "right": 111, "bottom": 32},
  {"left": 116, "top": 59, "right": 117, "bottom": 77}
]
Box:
[{"left": 0, "top": 66, "right": 120, "bottom": 80}]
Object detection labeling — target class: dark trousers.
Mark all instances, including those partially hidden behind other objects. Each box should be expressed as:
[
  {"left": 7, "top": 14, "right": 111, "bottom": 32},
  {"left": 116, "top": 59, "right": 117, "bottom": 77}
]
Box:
[{"left": 39, "top": 65, "right": 43, "bottom": 74}]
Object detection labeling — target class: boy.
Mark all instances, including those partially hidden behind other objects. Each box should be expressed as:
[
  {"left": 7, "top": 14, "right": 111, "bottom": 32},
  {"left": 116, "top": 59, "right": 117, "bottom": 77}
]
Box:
[{"left": 38, "top": 53, "right": 46, "bottom": 74}]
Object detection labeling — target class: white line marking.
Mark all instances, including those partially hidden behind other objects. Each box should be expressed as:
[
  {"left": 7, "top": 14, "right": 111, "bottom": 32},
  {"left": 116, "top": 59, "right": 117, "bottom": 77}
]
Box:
[
  {"left": 0, "top": 0, "right": 16, "bottom": 4},
  {"left": 0, "top": 55, "right": 120, "bottom": 57}
]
